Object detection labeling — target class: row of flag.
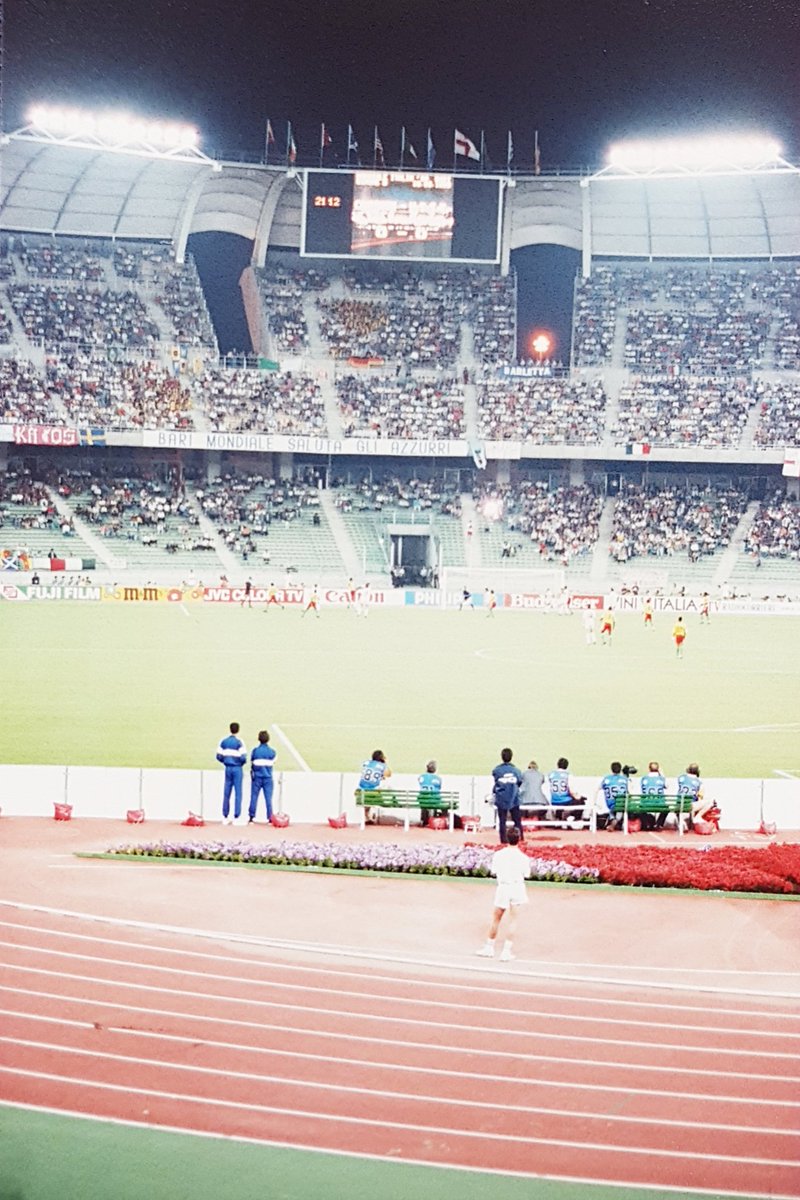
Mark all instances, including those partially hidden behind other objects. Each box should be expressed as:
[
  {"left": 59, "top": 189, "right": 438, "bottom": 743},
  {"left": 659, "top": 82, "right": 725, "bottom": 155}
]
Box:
[{"left": 265, "top": 121, "right": 542, "bottom": 174}]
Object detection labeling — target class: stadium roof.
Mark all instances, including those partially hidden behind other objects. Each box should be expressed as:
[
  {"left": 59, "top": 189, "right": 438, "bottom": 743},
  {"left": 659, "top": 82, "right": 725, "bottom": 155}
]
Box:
[{"left": 2, "top": 137, "right": 800, "bottom": 263}]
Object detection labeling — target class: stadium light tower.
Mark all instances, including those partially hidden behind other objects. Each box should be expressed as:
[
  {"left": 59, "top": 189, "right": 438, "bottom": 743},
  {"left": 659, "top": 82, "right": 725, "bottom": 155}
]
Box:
[
  {"left": 587, "top": 131, "right": 797, "bottom": 181},
  {"left": 8, "top": 103, "right": 216, "bottom": 165}
]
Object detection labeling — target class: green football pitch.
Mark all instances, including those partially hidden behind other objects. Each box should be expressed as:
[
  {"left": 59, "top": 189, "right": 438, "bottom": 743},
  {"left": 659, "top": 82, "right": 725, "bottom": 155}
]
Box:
[{"left": 2, "top": 602, "right": 799, "bottom": 777}]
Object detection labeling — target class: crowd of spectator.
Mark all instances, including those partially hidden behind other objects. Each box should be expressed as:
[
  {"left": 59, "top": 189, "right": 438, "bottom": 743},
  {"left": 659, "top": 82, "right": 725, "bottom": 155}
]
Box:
[
  {"left": 745, "top": 493, "right": 800, "bottom": 560},
  {"left": 332, "top": 474, "right": 462, "bottom": 516},
  {"left": 47, "top": 354, "right": 194, "bottom": 430},
  {"left": 0, "top": 357, "right": 62, "bottom": 424},
  {"left": 20, "top": 238, "right": 106, "bottom": 282},
  {"left": 337, "top": 374, "right": 465, "bottom": 438},
  {"left": 475, "top": 481, "right": 602, "bottom": 562},
  {"left": 7, "top": 282, "right": 160, "bottom": 349},
  {"left": 752, "top": 381, "right": 800, "bottom": 448},
  {"left": 198, "top": 368, "right": 325, "bottom": 434},
  {"left": 572, "top": 268, "right": 618, "bottom": 366},
  {"left": 197, "top": 473, "right": 321, "bottom": 561},
  {"left": 156, "top": 262, "right": 216, "bottom": 348},
  {"left": 62, "top": 469, "right": 210, "bottom": 551},
  {"left": 317, "top": 291, "right": 460, "bottom": 366},
  {"left": 624, "top": 308, "right": 769, "bottom": 375},
  {"left": 258, "top": 266, "right": 320, "bottom": 353},
  {"left": 614, "top": 378, "right": 753, "bottom": 448},
  {"left": 477, "top": 377, "right": 607, "bottom": 443},
  {"left": 464, "top": 270, "right": 516, "bottom": 364},
  {"left": 609, "top": 482, "right": 747, "bottom": 562}
]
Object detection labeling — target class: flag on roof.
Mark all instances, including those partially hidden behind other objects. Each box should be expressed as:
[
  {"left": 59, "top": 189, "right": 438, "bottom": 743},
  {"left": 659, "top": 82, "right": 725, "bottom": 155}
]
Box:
[{"left": 454, "top": 129, "right": 480, "bottom": 160}]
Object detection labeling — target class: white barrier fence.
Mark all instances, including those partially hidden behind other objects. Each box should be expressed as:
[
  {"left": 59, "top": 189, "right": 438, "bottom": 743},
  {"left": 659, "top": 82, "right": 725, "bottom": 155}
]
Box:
[{"left": 0, "top": 766, "right": 798, "bottom": 831}]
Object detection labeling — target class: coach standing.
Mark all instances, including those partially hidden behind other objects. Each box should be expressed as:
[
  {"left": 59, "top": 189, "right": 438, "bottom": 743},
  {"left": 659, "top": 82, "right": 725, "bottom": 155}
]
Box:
[
  {"left": 216, "top": 722, "right": 247, "bottom": 825},
  {"left": 492, "top": 748, "right": 524, "bottom": 844}
]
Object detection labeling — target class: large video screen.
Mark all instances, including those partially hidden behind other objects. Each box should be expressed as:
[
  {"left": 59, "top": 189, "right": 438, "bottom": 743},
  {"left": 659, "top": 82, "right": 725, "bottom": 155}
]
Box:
[{"left": 301, "top": 170, "right": 502, "bottom": 263}]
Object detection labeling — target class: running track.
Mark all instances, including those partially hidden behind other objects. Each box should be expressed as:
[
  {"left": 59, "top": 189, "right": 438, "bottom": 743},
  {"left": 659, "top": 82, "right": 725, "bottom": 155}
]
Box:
[{"left": 1, "top": 903, "right": 799, "bottom": 1198}]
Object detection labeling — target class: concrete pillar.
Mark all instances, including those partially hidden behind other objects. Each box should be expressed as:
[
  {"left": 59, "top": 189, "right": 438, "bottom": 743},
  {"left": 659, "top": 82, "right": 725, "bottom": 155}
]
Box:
[
  {"left": 569, "top": 460, "right": 585, "bottom": 486},
  {"left": 206, "top": 451, "right": 221, "bottom": 483},
  {"left": 277, "top": 453, "right": 294, "bottom": 480}
]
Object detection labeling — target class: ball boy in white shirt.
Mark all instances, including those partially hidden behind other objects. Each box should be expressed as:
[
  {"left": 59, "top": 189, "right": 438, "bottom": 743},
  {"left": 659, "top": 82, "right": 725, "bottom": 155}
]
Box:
[{"left": 476, "top": 827, "right": 531, "bottom": 961}]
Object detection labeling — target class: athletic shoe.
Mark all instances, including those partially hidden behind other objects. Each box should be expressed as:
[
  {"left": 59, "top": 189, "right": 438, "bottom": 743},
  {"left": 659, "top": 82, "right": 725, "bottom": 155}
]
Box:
[
  {"left": 475, "top": 945, "right": 495, "bottom": 958},
  {"left": 221, "top": 816, "right": 232, "bottom": 825},
  {"left": 233, "top": 816, "right": 246, "bottom": 826},
  {"left": 499, "top": 950, "right": 515, "bottom": 962}
]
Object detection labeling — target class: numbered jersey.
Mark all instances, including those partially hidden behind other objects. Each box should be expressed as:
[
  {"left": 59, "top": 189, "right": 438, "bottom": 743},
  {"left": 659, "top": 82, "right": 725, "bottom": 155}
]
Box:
[
  {"left": 359, "top": 759, "right": 387, "bottom": 791},
  {"left": 548, "top": 769, "right": 572, "bottom": 806},
  {"left": 640, "top": 772, "right": 666, "bottom": 797},
  {"left": 677, "top": 773, "right": 701, "bottom": 800},
  {"left": 601, "top": 772, "right": 629, "bottom": 809}
]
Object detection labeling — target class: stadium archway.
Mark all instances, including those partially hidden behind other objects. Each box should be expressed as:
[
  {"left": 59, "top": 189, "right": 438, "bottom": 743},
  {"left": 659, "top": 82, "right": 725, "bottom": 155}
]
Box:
[
  {"left": 512, "top": 244, "right": 580, "bottom": 365},
  {"left": 188, "top": 232, "right": 253, "bottom": 354}
]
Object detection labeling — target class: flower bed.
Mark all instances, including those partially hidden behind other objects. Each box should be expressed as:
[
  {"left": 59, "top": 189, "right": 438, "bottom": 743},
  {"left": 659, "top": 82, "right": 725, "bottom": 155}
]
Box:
[
  {"left": 101, "top": 839, "right": 800, "bottom": 895},
  {"left": 515, "top": 842, "right": 800, "bottom": 895},
  {"left": 104, "top": 838, "right": 599, "bottom": 884}
]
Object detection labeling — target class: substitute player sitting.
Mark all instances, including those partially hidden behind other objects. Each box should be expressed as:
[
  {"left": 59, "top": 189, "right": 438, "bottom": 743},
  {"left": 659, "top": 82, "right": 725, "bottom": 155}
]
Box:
[
  {"left": 595, "top": 761, "right": 629, "bottom": 831},
  {"left": 476, "top": 827, "right": 531, "bottom": 962},
  {"left": 358, "top": 749, "right": 391, "bottom": 824}
]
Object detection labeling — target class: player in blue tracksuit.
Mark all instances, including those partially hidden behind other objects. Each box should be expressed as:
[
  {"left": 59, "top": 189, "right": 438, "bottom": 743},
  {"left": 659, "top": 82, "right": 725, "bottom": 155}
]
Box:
[
  {"left": 492, "top": 748, "right": 524, "bottom": 843},
  {"left": 598, "top": 761, "right": 629, "bottom": 831},
  {"left": 216, "top": 722, "right": 247, "bottom": 824},
  {"left": 249, "top": 729, "right": 277, "bottom": 823}
]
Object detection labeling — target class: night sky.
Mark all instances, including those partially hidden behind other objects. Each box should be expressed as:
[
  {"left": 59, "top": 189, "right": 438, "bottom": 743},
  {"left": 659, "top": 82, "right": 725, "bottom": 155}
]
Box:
[
  {"left": 6, "top": 0, "right": 799, "bottom": 168},
  {"left": 5, "top": 0, "right": 799, "bottom": 353}
]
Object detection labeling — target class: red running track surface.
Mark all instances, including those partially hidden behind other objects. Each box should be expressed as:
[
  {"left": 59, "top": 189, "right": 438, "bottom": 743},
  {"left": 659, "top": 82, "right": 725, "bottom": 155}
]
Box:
[{"left": 0, "top": 906, "right": 799, "bottom": 1198}]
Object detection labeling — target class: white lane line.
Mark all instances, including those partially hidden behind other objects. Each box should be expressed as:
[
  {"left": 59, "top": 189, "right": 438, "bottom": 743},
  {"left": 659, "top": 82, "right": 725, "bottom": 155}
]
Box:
[
  {"left": 4, "top": 917, "right": 799, "bottom": 1005},
  {"left": 272, "top": 722, "right": 311, "bottom": 772},
  {"left": 2, "top": 986, "right": 795, "bottom": 1090},
  {"left": 2, "top": 902, "right": 799, "bottom": 1001},
  {"left": 773, "top": 769, "right": 800, "bottom": 779},
  {"left": 1, "top": 1066, "right": 797, "bottom": 1168},
  {"left": 4, "top": 1036, "right": 799, "bottom": 1141},
  {"left": 2, "top": 964, "right": 798, "bottom": 1065},
  {"left": 1, "top": 1103, "right": 796, "bottom": 1200},
  {"left": 2, "top": 938, "right": 799, "bottom": 1044},
  {"left": 180, "top": 604, "right": 190, "bottom": 618},
  {"left": 3, "top": 1009, "right": 797, "bottom": 1114}
]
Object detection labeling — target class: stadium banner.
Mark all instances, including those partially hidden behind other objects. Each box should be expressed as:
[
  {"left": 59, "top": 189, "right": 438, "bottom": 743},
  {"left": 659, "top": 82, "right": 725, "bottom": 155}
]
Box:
[
  {"left": 201, "top": 585, "right": 391, "bottom": 607},
  {"left": 142, "top": 430, "right": 471, "bottom": 458},
  {"left": 11, "top": 424, "right": 79, "bottom": 447},
  {"left": 498, "top": 364, "right": 552, "bottom": 379}
]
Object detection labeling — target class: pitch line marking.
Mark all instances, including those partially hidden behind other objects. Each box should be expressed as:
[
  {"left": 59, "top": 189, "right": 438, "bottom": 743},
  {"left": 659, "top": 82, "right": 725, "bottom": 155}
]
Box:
[
  {"left": 5, "top": 1008, "right": 798, "bottom": 1111},
  {"left": 5, "top": 1036, "right": 798, "bottom": 1142},
  {"left": 3, "top": 964, "right": 799, "bottom": 1065},
  {"left": 6, "top": 917, "right": 800, "bottom": 995},
  {"left": 773, "top": 769, "right": 800, "bottom": 779},
  {"left": 272, "top": 722, "right": 311, "bottom": 772},
  {"left": 3, "top": 938, "right": 799, "bottom": 1043},
  {"left": 2, "top": 986, "right": 795, "bottom": 1090},
  {"left": 2, "top": 1067, "right": 798, "bottom": 1169},
  {"left": 1, "top": 1105, "right": 796, "bottom": 1200},
  {"left": 2, "top": 902, "right": 799, "bottom": 1001}
]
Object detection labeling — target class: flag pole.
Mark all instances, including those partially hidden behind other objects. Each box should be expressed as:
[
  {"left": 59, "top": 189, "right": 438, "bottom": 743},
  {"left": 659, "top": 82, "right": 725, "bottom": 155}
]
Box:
[
  {"left": 480, "top": 130, "right": 485, "bottom": 175},
  {"left": 265, "top": 120, "right": 270, "bottom": 166},
  {"left": 286, "top": 120, "right": 292, "bottom": 168},
  {"left": 400, "top": 126, "right": 405, "bottom": 170},
  {"left": 319, "top": 123, "right": 325, "bottom": 169}
]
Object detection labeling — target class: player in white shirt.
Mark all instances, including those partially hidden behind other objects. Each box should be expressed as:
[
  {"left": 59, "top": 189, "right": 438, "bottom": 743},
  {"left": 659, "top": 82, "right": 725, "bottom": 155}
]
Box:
[
  {"left": 583, "top": 608, "right": 596, "bottom": 644},
  {"left": 476, "top": 827, "right": 532, "bottom": 961}
]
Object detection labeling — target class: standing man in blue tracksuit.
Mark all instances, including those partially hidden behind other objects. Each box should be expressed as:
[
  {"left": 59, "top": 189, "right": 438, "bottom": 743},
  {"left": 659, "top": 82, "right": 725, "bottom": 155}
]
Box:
[
  {"left": 216, "top": 722, "right": 247, "bottom": 825},
  {"left": 492, "top": 748, "right": 524, "bottom": 844},
  {"left": 249, "top": 729, "right": 277, "bottom": 823}
]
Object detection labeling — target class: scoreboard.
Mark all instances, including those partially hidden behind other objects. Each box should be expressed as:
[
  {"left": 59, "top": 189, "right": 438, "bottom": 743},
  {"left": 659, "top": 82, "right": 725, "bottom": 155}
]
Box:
[{"left": 301, "top": 169, "right": 503, "bottom": 264}]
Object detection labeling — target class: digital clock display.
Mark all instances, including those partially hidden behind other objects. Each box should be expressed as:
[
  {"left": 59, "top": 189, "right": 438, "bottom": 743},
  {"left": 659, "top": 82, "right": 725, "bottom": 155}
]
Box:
[{"left": 313, "top": 195, "right": 342, "bottom": 208}]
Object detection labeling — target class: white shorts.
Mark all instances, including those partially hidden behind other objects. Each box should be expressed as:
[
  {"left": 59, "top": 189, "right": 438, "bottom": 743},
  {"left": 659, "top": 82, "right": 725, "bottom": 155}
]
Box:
[{"left": 494, "top": 881, "right": 528, "bottom": 910}]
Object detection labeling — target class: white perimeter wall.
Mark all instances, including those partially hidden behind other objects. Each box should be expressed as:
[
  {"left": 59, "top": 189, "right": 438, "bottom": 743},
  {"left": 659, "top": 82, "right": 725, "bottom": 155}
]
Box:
[{"left": 0, "top": 767, "right": 797, "bottom": 832}]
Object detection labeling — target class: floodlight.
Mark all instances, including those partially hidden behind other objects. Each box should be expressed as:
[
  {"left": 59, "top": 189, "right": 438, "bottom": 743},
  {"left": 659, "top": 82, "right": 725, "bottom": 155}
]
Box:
[
  {"left": 25, "top": 104, "right": 200, "bottom": 153},
  {"left": 531, "top": 331, "right": 553, "bottom": 359},
  {"left": 607, "top": 133, "right": 782, "bottom": 173}
]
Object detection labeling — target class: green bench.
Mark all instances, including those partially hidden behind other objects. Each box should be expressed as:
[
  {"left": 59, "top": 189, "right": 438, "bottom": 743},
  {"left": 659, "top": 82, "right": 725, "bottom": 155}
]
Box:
[
  {"left": 621, "top": 794, "right": 695, "bottom": 835},
  {"left": 355, "top": 788, "right": 460, "bottom": 831}
]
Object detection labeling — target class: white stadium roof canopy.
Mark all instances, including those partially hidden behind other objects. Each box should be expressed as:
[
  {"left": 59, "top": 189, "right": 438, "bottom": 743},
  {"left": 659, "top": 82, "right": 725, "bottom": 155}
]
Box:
[{"left": 2, "top": 136, "right": 800, "bottom": 264}]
